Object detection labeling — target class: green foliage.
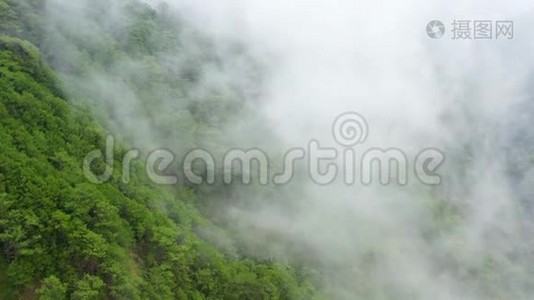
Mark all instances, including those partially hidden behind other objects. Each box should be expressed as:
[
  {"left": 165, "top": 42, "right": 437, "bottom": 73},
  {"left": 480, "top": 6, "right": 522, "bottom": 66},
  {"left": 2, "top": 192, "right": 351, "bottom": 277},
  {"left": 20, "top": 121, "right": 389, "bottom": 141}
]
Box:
[
  {"left": 0, "top": 1, "right": 18, "bottom": 33},
  {"left": 37, "top": 276, "right": 67, "bottom": 300},
  {"left": 0, "top": 34, "right": 316, "bottom": 299},
  {"left": 72, "top": 275, "right": 105, "bottom": 300}
]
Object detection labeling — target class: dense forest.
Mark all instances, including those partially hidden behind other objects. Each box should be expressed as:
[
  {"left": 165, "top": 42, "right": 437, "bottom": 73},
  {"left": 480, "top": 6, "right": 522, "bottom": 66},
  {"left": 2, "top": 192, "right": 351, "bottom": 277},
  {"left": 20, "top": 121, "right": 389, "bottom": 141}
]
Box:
[
  {"left": 2, "top": 0, "right": 534, "bottom": 299},
  {"left": 0, "top": 0, "right": 319, "bottom": 299}
]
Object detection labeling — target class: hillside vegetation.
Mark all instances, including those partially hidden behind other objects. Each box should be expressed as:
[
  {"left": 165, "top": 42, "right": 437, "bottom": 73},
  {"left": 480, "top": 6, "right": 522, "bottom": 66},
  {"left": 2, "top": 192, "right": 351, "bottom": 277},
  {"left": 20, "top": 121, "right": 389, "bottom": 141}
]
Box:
[{"left": 0, "top": 1, "right": 318, "bottom": 299}]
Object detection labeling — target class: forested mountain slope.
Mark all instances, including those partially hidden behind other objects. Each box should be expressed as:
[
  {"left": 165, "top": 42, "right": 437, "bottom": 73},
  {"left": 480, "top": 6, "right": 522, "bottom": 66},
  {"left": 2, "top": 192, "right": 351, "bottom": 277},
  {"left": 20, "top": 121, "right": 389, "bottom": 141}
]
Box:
[
  {"left": 5, "top": 0, "right": 533, "bottom": 299},
  {"left": 0, "top": 1, "right": 318, "bottom": 299}
]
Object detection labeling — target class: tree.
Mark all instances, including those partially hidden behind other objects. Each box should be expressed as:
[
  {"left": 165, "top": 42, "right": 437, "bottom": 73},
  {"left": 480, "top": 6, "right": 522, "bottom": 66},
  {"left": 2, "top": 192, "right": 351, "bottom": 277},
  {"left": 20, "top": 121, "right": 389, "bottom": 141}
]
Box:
[
  {"left": 71, "top": 275, "right": 105, "bottom": 300},
  {"left": 37, "top": 276, "right": 67, "bottom": 300}
]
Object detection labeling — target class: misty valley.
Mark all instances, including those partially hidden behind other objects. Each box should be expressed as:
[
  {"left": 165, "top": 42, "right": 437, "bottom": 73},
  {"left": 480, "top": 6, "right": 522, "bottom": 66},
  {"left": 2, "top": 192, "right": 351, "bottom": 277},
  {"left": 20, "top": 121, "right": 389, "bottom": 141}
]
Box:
[{"left": 0, "top": 0, "right": 533, "bottom": 299}]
